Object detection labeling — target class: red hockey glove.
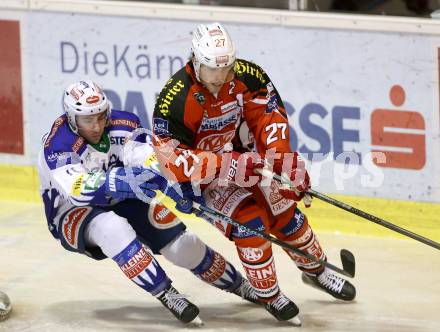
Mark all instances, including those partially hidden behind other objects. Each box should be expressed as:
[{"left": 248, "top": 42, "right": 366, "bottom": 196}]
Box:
[
  {"left": 219, "top": 151, "right": 264, "bottom": 187},
  {"left": 273, "top": 152, "right": 312, "bottom": 207}
]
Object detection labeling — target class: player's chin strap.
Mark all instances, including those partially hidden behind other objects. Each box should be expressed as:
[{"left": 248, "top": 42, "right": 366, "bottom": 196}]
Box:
[
  {"left": 255, "top": 168, "right": 440, "bottom": 251},
  {"left": 190, "top": 201, "right": 356, "bottom": 279}
]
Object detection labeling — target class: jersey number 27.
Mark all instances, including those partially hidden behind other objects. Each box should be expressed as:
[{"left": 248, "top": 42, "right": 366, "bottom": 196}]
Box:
[{"left": 265, "top": 123, "right": 287, "bottom": 145}]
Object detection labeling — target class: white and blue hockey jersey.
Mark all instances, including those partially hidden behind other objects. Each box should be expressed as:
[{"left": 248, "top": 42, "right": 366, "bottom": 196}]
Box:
[{"left": 38, "top": 110, "right": 156, "bottom": 238}]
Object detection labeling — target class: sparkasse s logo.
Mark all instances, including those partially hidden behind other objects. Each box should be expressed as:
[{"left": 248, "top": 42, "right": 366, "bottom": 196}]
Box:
[
  {"left": 371, "top": 85, "right": 425, "bottom": 170},
  {"left": 285, "top": 82, "right": 427, "bottom": 171}
]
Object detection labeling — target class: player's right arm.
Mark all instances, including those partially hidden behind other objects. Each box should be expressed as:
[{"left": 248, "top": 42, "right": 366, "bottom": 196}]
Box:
[
  {"left": 39, "top": 116, "right": 113, "bottom": 206},
  {"left": 42, "top": 146, "right": 110, "bottom": 207}
]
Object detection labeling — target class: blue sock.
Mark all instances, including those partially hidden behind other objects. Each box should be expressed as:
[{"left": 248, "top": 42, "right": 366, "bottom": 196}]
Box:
[
  {"left": 113, "top": 239, "right": 171, "bottom": 296},
  {"left": 191, "top": 246, "right": 242, "bottom": 292}
]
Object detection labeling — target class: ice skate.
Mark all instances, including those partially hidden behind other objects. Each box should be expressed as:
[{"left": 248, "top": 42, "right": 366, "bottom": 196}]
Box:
[
  {"left": 0, "top": 291, "right": 11, "bottom": 321},
  {"left": 230, "top": 278, "right": 262, "bottom": 305},
  {"left": 302, "top": 268, "right": 356, "bottom": 301},
  {"left": 157, "top": 285, "right": 203, "bottom": 325},
  {"left": 265, "top": 292, "right": 301, "bottom": 326}
]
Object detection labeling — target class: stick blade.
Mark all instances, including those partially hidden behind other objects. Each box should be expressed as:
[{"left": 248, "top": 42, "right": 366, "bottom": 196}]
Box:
[{"left": 340, "top": 249, "right": 356, "bottom": 278}]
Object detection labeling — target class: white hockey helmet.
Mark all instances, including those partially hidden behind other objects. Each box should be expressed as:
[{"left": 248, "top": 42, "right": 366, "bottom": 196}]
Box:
[
  {"left": 191, "top": 22, "right": 236, "bottom": 81},
  {"left": 63, "top": 80, "right": 110, "bottom": 133}
]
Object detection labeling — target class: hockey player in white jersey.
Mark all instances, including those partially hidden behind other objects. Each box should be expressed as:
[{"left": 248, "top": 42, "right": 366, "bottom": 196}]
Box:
[{"left": 37, "top": 80, "right": 260, "bottom": 325}]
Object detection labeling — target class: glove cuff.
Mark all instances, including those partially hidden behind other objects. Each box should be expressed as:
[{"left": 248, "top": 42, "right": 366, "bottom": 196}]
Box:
[{"left": 105, "top": 167, "right": 120, "bottom": 194}]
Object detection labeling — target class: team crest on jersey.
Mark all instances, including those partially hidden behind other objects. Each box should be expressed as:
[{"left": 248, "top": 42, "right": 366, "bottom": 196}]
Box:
[
  {"left": 265, "top": 82, "right": 279, "bottom": 114},
  {"left": 193, "top": 92, "right": 206, "bottom": 105},
  {"left": 238, "top": 247, "right": 264, "bottom": 262}
]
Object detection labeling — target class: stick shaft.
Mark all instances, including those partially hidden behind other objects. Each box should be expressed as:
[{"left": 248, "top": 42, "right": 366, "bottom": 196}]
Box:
[
  {"left": 193, "top": 202, "right": 354, "bottom": 278},
  {"left": 259, "top": 168, "right": 440, "bottom": 251},
  {"left": 308, "top": 189, "right": 440, "bottom": 251}
]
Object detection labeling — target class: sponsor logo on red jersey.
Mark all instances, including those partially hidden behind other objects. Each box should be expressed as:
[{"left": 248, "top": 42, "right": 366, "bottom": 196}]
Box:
[{"left": 197, "top": 130, "right": 235, "bottom": 152}]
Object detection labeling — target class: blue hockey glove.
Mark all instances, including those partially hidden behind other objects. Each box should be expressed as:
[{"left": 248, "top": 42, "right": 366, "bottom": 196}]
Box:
[
  {"left": 105, "top": 167, "right": 162, "bottom": 201},
  {"left": 160, "top": 182, "right": 205, "bottom": 214},
  {"left": 106, "top": 167, "right": 204, "bottom": 213}
]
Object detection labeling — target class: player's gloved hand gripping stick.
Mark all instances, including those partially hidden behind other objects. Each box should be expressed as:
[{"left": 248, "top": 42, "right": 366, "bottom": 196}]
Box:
[
  {"left": 110, "top": 165, "right": 356, "bottom": 277},
  {"left": 105, "top": 167, "right": 197, "bottom": 213}
]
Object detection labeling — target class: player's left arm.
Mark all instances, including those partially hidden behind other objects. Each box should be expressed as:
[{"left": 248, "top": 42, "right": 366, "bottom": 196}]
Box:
[
  {"left": 242, "top": 65, "right": 292, "bottom": 155},
  {"left": 242, "top": 64, "right": 311, "bottom": 204}
]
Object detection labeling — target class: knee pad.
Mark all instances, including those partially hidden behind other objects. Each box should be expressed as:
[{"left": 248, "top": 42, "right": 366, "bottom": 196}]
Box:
[
  {"left": 159, "top": 231, "right": 206, "bottom": 270},
  {"left": 84, "top": 211, "right": 137, "bottom": 258}
]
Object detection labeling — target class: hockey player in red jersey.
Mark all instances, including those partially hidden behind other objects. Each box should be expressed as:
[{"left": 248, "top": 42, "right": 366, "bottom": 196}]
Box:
[{"left": 153, "top": 22, "right": 356, "bottom": 324}]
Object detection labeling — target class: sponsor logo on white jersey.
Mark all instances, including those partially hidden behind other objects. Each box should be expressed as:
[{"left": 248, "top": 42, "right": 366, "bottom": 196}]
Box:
[
  {"left": 62, "top": 207, "right": 91, "bottom": 249},
  {"left": 47, "top": 152, "right": 69, "bottom": 163}
]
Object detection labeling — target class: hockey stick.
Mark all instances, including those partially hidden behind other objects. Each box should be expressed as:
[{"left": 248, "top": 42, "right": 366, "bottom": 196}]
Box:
[
  {"left": 191, "top": 201, "right": 356, "bottom": 278},
  {"left": 256, "top": 168, "right": 440, "bottom": 251}
]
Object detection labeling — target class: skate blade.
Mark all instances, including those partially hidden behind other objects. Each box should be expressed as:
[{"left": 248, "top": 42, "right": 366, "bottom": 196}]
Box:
[
  {"left": 188, "top": 315, "right": 204, "bottom": 327},
  {"left": 287, "top": 314, "right": 302, "bottom": 327}
]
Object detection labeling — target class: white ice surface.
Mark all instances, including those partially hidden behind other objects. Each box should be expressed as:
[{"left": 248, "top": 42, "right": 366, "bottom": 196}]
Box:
[{"left": 0, "top": 201, "right": 439, "bottom": 332}]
